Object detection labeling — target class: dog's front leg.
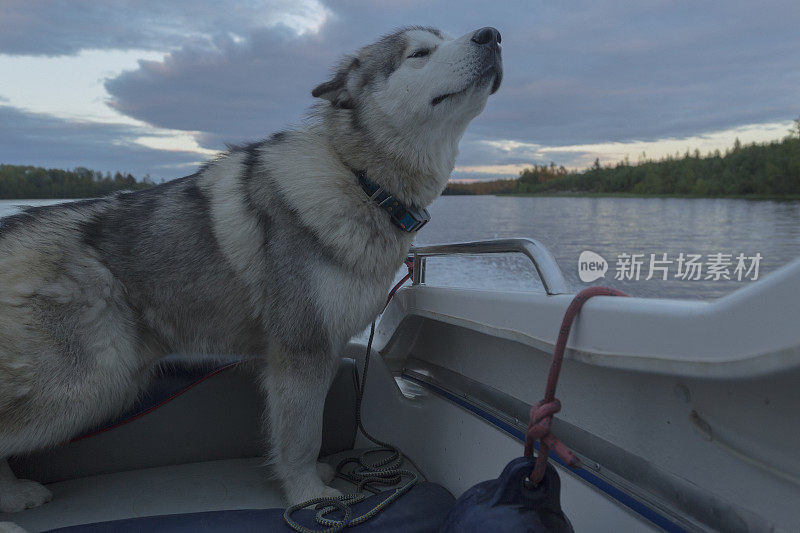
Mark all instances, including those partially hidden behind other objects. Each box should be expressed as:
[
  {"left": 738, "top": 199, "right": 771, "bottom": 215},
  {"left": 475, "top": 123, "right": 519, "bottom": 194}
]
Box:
[{"left": 258, "top": 343, "right": 342, "bottom": 505}]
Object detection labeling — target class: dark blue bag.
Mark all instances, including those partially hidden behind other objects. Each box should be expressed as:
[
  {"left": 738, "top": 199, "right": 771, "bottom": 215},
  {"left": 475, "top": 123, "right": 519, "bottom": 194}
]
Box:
[{"left": 440, "top": 456, "right": 573, "bottom": 533}]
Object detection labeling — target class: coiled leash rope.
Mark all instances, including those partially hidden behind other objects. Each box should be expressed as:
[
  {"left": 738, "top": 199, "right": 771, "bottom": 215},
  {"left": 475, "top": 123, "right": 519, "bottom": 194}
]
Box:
[
  {"left": 525, "top": 286, "right": 628, "bottom": 485},
  {"left": 284, "top": 261, "right": 418, "bottom": 533}
]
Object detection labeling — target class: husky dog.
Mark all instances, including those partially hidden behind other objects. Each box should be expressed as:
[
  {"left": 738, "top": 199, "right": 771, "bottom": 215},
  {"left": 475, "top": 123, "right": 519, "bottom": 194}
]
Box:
[{"left": 0, "top": 25, "right": 502, "bottom": 510}]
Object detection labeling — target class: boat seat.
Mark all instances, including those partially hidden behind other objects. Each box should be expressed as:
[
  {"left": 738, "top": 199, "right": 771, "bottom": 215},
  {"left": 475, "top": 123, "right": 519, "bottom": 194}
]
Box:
[
  {"left": 3, "top": 356, "right": 456, "bottom": 532},
  {"left": 8, "top": 355, "right": 359, "bottom": 484},
  {"left": 5, "top": 355, "right": 423, "bottom": 531},
  {"left": 45, "top": 482, "right": 454, "bottom": 533},
  {"left": 4, "top": 450, "right": 454, "bottom": 532}
]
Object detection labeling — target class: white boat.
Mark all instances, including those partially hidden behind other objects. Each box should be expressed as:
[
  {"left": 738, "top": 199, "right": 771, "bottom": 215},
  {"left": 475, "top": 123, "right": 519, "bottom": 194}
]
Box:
[{"left": 2, "top": 238, "right": 798, "bottom": 532}]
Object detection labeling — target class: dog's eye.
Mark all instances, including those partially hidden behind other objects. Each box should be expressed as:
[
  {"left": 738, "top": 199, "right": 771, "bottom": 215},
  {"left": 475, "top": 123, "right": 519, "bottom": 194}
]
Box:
[{"left": 407, "top": 49, "right": 431, "bottom": 59}]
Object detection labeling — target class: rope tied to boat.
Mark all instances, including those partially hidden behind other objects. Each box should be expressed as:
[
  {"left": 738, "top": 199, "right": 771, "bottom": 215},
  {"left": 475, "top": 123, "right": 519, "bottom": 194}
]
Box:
[
  {"left": 385, "top": 257, "right": 415, "bottom": 305},
  {"left": 284, "top": 259, "right": 418, "bottom": 533},
  {"left": 525, "top": 286, "right": 628, "bottom": 485}
]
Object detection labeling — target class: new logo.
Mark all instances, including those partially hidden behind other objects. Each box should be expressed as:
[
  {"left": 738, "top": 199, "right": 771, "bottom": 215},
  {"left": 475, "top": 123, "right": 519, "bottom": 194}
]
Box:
[{"left": 578, "top": 250, "right": 608, "bottom": 282}]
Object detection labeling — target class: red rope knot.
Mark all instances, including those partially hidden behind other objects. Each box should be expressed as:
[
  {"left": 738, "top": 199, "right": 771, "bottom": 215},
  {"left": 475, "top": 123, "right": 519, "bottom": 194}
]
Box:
[
  {"left": 524, "top": 398, "right": 579, "bottom": 484},
  {"left": 525, "top": 286, "right": 628, "bottom": 486}
]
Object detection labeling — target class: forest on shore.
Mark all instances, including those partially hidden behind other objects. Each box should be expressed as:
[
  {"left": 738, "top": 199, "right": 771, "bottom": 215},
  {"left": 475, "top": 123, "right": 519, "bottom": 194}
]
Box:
[
  {"left": 445, "top": 123, "right": 800, "bottom": 198},
  {"left": 3, "top": 122, "right": 799, "bottom": 200},
  {"left": 0, "top": 165, "right": 152, "bottom": 199}
]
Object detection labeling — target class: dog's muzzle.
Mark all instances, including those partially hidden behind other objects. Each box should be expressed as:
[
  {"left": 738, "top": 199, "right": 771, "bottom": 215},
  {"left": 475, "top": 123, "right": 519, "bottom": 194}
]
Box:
[{"left": 473, "top": 27, "right": 503, "bottom": 95}]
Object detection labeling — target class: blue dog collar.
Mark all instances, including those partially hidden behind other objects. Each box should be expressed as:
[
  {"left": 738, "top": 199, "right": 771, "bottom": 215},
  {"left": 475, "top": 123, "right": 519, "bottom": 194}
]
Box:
[{"left": 357, "top": 171, "right": 431, "bottom": 232}]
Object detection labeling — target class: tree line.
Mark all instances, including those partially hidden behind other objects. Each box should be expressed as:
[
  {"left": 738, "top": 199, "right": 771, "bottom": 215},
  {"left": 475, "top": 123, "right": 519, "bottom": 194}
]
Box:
[
  {"left": 446, "top": 122, "right": 800, "bottom": 197},
  {"left": 4, "top": 121, "right": 800, "bottom": 199},
  {"left": 444, "top": 178, "right": 517, "bottom": 195},
  {"left": 0, "top": 165, "right": 153, "bottom": 199}
]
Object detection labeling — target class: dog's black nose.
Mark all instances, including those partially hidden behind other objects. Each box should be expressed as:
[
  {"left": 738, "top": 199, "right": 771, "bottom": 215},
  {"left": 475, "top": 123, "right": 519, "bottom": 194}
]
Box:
[{"left": 471, "top": 27, "right": 501, "bottom": 46}]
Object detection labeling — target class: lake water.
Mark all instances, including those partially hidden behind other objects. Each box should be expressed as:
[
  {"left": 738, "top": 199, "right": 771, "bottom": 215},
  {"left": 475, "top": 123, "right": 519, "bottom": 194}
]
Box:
[{"left": 2, "top": 196, "right": 799, "bottom": 300}]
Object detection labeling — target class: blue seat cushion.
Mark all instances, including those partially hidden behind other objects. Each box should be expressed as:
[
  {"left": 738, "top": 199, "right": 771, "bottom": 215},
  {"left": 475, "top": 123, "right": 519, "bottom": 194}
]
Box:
[
  {"left": 72, "top": 356, "right": 242, "bottom": 441},
  {"left": 46, "top": 482, "right": 455, "bottom": 533}
]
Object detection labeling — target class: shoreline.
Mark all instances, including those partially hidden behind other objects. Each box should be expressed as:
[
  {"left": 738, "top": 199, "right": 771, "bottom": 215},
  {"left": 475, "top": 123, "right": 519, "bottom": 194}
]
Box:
[
  {"left": 5, "top": 192, "right": 800, "bottom": 202},
  {"left": 492, "top": 192, "right": 800, "bottom": 201}
]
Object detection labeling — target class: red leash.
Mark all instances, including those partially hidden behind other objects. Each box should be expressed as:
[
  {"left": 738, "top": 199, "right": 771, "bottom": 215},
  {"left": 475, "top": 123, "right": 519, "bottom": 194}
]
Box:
[
  {"left": 525, "top": 286, "right": 628, "bottom": 484},
  {"left": 386, "top": 257, "right": 415, "bottom": 305}
]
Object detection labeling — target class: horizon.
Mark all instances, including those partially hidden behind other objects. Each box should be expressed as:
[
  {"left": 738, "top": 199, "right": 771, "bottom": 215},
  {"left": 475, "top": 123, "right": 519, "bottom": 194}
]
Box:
[{"left": 3, "top": 130, "right": 795, "bottom": 186}]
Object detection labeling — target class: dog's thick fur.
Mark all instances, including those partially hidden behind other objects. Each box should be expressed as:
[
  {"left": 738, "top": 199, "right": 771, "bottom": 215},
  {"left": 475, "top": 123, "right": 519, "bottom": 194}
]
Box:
[{"left": 0, "top": 26, "right": 501, "bottom": 510}]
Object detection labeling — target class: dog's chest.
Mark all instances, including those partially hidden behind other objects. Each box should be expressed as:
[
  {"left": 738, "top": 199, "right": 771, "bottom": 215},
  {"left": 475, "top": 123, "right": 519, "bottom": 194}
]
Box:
[{"left": 309, "top": 254, "right": 401, "bottom": 346}]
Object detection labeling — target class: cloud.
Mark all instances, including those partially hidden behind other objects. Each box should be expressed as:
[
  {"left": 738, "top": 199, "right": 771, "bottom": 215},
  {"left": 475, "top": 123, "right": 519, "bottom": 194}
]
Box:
[
  {"left": 0, "top": 0, "right": 329, "bottom": 56},
  {"left": 104, "top": 27, "right": 338, "bottom": 148},
  {"left": 3, "top": 1, "right": 800, "bottom": 179},
  {"left": 470, "top": 1, "right": 800, "bottom": 146},
  {"left": 0, "top": 105, "right": 204, "bottom": 178},
  {"left": 101, "top": 1, "right": 800, "bottom": 156}
]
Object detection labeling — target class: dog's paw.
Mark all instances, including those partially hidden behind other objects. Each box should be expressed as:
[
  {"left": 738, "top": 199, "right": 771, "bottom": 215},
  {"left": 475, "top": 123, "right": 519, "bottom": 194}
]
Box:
[
  {"left": 0, "top": 479, "right": 53, "bottom": 513},
  {"left": 0, "top": 522, "right": 29, "bottom": 533},
  {"left": 316, "top": 462, "right": 336, "bottom": 484}
]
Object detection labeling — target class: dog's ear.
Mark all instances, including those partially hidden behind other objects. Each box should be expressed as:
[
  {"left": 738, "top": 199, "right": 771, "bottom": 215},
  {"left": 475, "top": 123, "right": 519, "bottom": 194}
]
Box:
[{"left": 311, "top": 57, "right": 360, "bottom": 109}]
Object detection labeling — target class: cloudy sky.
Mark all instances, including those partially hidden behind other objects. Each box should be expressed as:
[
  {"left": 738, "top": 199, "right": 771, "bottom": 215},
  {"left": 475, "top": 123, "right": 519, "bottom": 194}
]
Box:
[{"left": 1, "top": 1, "right": 798, "bottom": 181}]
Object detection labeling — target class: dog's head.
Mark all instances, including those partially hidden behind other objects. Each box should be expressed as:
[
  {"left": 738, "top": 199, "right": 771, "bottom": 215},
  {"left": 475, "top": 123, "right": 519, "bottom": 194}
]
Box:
[{"left": 312, "top": 26, "right": 502, "bottom": 183}]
